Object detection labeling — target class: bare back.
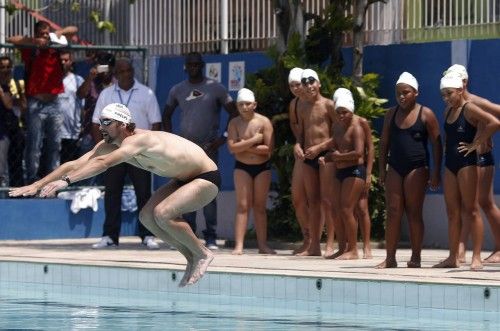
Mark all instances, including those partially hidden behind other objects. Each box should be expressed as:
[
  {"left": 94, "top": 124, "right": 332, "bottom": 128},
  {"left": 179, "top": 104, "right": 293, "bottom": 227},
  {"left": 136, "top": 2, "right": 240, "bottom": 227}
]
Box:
[{"left": 97, "top": 129, "right": 217, "bottom": 181}]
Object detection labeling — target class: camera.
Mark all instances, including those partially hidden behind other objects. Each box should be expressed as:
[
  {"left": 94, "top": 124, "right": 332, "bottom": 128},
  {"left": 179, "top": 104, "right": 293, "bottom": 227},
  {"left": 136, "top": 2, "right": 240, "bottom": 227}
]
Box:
[{"left": 97, "top": 65, "right": 109, "bottom": 73}]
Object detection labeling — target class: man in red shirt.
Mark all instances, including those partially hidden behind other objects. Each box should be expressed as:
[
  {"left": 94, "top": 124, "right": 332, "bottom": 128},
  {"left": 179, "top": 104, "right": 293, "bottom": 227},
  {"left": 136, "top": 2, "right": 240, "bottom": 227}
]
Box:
[{"left": 8, "top": 21, "right": 78, "bottom": 183}]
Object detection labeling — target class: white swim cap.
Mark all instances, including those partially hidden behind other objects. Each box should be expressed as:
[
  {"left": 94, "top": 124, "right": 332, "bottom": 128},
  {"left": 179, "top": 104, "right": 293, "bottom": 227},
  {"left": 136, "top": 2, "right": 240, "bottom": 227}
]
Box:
[
  {"left": 440, "top": 72, "right": 463, "bottom": 90},
  {"left": 288, "top": 67, "right": 304, "bottom": 84},
  {"left": 101, "top": 103, "right": 132, "bottom": 124},
  {"left": 332, "top": 87, "right": 352, "bottom": 102},
  {"left": 237, "top": 88, "right": 255, "bottom": 103},
  {"left": 396, "top": 72, "right": 419, "bottom": 91},
  {"left": 301, "top": 68, "right": 320, "bottom": 83},
  {"left": 444, "top": 64, "right": 468, "bottom": 80},
  {"left": 335, "top": 93, "right": 355, "bottom": 113}
]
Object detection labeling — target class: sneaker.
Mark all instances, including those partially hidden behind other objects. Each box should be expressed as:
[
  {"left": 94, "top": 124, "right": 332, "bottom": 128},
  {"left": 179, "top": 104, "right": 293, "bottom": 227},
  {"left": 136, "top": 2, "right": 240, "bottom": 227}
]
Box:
[
  {"left": 92, "top": 236, "right": 116, "bottom": 249},
  {"left": 206, "top": 239, "right": 218, "bottom": 250},
  {"left": 143, "top": 236, "right": 160, "bottom": 250}
]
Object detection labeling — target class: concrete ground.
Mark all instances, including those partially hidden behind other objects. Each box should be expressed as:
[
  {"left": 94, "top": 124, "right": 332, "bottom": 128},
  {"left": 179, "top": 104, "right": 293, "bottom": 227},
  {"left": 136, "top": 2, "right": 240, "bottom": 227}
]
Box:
[{"left": 0, "top": 237, "right": 499, "bottom": 287}]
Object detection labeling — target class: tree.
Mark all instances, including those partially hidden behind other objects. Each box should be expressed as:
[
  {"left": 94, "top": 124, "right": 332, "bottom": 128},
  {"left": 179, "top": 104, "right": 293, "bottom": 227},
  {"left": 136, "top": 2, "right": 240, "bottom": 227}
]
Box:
[
  {"left": 273, "top": 0, "right": 306, "bottom": 53},
  {"left": 352, "top": 0, "right": 387, "bottom": 85},
  {"left": 274, "top": 0, "right": 387, "bottom": 80},
  {"left": 248, "top": 2, "right": 390, "bottom": 241}
]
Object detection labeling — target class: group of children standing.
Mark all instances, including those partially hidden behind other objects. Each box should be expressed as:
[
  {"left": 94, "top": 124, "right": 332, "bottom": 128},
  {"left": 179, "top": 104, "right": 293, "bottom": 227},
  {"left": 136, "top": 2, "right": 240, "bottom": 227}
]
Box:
[{"left": 228, "top": 65, "right": 500, "bottom": 271}]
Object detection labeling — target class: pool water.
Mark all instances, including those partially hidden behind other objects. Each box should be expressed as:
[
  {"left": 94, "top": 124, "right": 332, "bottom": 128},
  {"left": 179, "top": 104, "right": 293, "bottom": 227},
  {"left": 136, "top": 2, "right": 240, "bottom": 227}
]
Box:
[{"left": 0, "top": 281, "right": 498, "bottom": 330}]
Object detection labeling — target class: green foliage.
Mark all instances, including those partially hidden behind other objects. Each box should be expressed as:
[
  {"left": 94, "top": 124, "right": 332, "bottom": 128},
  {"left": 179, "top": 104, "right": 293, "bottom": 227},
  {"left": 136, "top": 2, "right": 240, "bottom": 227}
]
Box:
[
  {"left": 305, "top": 2, "right": 353, "bottom": 66},
  {"left": 70, "top": 2, "right": 81, "bottom": 12},
  {"left": 89, "top": 10, "right": 116, "bottom": 33},
  {"left": 247, "top": 14, "right": 388, "bottom": 241},
  {"left": 5, "top": 3, "right": 17, "bottom": 15}
]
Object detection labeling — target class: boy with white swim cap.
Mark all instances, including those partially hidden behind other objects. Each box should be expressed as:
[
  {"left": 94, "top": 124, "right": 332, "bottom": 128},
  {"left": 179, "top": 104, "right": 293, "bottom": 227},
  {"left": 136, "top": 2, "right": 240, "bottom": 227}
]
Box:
[
  {"left": 287, "top": 67, "right": 311, "bottom": 255},
  {"left": 227, "top": 88, "right": 275, "bottom": 255},
  {"left": 295, "top": 68, "right": 336, "bottom": 257}
]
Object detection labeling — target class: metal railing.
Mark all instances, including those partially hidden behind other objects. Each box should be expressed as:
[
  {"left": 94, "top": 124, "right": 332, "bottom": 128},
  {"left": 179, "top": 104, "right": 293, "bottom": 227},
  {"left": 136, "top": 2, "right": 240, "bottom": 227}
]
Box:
[{"left": 1, "top": 0, "right": 499, "bottom": 55}]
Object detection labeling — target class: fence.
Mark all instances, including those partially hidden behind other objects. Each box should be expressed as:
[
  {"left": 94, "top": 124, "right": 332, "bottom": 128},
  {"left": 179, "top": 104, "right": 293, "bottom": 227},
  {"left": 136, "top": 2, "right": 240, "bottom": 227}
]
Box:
[{"left": 1, "top": 0, "right": 499, "bottom": 57}]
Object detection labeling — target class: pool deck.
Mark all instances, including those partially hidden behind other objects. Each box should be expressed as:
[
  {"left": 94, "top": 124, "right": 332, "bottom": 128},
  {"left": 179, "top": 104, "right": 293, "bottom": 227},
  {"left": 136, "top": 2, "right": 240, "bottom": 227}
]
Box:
[{"left": 0, "top": 237, "right": 498, "bottom": 287}]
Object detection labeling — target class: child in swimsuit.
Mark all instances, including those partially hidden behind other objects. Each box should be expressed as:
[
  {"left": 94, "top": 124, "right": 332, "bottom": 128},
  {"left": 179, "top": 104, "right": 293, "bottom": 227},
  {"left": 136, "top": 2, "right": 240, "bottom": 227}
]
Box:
[
  {"left": 376, "top": 72, "right": 442, "bottom": 269},
  {"left": 227, "top": 88, "right": 276, "bottom": 255},
  {"left": 434, "top": 72, "right": 500, "bottom": 270}
]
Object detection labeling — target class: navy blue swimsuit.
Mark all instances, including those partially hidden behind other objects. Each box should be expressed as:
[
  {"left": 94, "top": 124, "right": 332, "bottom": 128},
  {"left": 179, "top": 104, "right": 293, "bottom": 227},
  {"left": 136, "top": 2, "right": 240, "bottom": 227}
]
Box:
[
  {"left": 478, "top": 151, "right": 495, "bottom": 167},
  {"left": 388, "top": 106, "right": 429, "bottom": 177},
  {"left": 336, "top": 164, "right": 366, "bottom": 182},
  {"left": 444, "top": 103, "right": 477, "bottom": 175},
  {"left": 234, "top": 160, "right": 271, "bottom": 178}
]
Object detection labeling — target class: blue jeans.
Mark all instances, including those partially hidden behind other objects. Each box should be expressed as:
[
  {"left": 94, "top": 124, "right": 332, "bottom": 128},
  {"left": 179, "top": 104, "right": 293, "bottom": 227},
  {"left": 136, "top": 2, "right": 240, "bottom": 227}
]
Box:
[
  {"left": 25, "top": 97, "right": 63, "bottom": 183},
  {"left": 183, "top": 150, "right": 218, "bottom": 242}
]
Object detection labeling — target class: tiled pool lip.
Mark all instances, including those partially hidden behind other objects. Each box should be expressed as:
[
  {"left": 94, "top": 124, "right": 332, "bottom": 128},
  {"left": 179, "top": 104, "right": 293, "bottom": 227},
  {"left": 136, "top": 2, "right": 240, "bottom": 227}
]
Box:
[
  {"left": 0, "top": 237, "right": 499, "bottom": 312},
  {"left": 0, "top": 260, "right": 498, "bottom": 313},
  {"left": 0, "top": 257, "right": 498, "bottom": 287}
]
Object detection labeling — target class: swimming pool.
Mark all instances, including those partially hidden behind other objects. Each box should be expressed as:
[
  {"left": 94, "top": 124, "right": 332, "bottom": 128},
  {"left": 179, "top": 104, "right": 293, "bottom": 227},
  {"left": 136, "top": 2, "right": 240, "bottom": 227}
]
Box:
[
  {"left": 0, "top": 261, "right": 499, "bottom": 330},
  {"left": 0, "top": 281, "right": 498, "bottom": 330}
]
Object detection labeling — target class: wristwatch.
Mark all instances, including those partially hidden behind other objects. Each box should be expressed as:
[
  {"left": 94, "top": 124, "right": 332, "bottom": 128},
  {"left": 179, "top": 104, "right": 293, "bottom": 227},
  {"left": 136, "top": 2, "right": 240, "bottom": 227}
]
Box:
[{"left": 61, "top": 175, "right": 71, "bottom": 185}]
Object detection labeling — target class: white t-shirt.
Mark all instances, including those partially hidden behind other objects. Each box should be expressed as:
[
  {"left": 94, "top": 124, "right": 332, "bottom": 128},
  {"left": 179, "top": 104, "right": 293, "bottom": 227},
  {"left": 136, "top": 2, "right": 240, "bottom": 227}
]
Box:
[
  {"left": 59, "top": 72, "right": 84, "bottom": 139},
  {"left": 92, "top": 79, "right": 161, "bottom": 129}
]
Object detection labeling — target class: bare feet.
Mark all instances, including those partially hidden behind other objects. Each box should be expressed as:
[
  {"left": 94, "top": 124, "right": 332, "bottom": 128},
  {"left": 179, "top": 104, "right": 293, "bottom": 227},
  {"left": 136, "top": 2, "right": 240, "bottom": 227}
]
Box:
[
  {"left": 296, "top": 249, "right": 322, "bottom": 256},
  {"left": 363, "top": 247, "right": 373, "bottom": 259},
  {"left": 432, "top": 257, "right": 459, "bottom": 268},
  {"left": 407, "top": 255, "right": 421, "bottom": 268},
  {"left": 258, "top": 247, "right": 277, "bottom": 255},
  {"left": 336, "top": 250, "right": 359, "bottom": 260},
  {"left": 292, "top": 235, "right": 310, "bottom": 255},
  {"left": 179, "top": 262, "right": 193, "bottom": 287},
  {"left": 458, "top": 244, "right": 466, "bottom": 263},
  {"left": 406, "top": 260, "right": 421, "bottom": 268},
  {"left": 375, "top": 258, "right": 397, "bottom": 269},
  {"left": 483, "top": 251, "right": 500, "bottom": 263},
  {"left": 324, "top": 250, "right": 344, "bottom": 259},
  {"left": 470, "top": 257, "right": 483, "bottom": 271},
  {"left": 323, "top": 246, "right": 335, "bottom": 258},
  {"left": 187, "top": 251, "right": 214, "bottom": 286},
  {"left": 231, "top": 249, "right": 243, "bottom": 255}
]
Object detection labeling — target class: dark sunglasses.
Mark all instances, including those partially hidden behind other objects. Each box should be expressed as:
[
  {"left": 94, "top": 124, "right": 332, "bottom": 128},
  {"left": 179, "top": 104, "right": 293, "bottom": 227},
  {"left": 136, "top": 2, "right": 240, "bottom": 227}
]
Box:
[
  {"left": 99, "top": 118, "right": 115, "bottom": 126},
  {"left": 301, "top": 76, "right": 316, "bottom": 85}
]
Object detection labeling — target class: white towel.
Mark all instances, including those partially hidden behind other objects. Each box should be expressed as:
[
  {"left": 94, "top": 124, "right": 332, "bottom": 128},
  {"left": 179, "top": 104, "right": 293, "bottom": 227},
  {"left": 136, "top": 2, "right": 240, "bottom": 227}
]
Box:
[
  {"left": 58, "top": 188, "right": 102, "bottom": 214},
  {"left": 49, "top": 32, "right": 68, "bottom": 45}
]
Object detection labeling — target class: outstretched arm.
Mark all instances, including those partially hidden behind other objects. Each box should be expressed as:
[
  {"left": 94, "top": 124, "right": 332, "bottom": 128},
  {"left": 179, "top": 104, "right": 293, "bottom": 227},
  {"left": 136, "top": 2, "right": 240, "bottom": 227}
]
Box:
[
  {"left": 9, "top": 141, "right": 107, "bottom": 197},
  {"left": 7, "top": 35, "right": 41, "bottom": 46},
  {"left": 55, "top": 26, "right": 78, "bottom": 38},
  {"left": 48, "top": 137, "right": 144, "bottom": 192}
]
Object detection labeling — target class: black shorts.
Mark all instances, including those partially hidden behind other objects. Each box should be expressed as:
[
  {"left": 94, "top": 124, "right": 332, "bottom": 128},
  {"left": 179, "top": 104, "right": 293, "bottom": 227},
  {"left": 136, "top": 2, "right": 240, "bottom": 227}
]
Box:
[{"left": 178, "top": 170, "right": 221, "bottom": 189}]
